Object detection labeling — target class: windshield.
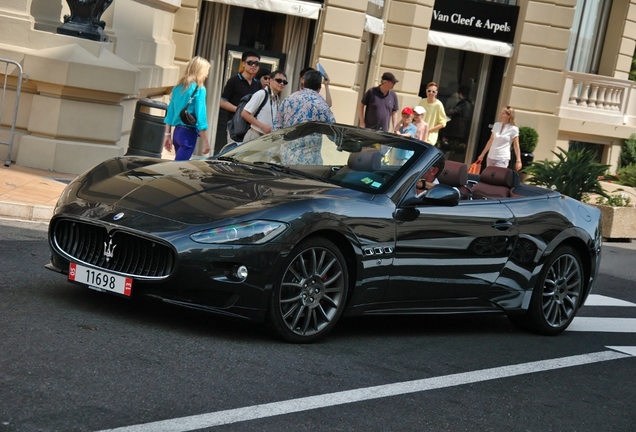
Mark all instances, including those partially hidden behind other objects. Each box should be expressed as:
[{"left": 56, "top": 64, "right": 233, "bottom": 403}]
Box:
[{"left": 215, "top": 122, "right": 432, "bottom": 193}]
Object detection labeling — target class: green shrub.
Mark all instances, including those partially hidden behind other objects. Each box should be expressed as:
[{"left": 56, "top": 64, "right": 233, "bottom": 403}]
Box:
[
  {"left": 620, "top": 134, "right": 636, "bottom": 168},
  {"left": 616, "top": 163, "right": 636, "bottom": 187},
  {"left": 518, "top": 126, "right": 539, "bottom": 153},
  {"left": 596, "top": 193, "right": 632, "bottom": 207},
  {"left": 523, "top": 146, "right": 610, "bottom": 201}
]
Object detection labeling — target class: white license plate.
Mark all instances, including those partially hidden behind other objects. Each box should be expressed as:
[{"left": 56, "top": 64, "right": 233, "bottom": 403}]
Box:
[{"left": 69, "top": 263, "right": 133, "bottom": 297}]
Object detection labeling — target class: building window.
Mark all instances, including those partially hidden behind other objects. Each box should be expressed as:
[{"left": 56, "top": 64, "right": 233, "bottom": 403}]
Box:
[
  {"left": 566, "top": 0, "right": 612, "bottom": 74},
  {"left": 569, "top": 141, "right": 605, "bottom": 163}
]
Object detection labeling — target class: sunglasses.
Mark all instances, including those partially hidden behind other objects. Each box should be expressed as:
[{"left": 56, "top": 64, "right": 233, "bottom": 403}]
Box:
[
  {"left": 245, "top": 60, "right": 260, "bottom": 67},
  {"left": 273, "top": 78, "right": 288, "bottom": 85},
  {"left": 427, "top": 89, "right": 437, "bottom": 93}
]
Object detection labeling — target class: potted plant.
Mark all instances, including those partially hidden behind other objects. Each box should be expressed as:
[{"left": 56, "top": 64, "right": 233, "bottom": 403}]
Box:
[
  {"left": 517, "top": 126, "right": 538, "bottom": 167},
  {"left": 590, "top": 163, "right": 636, "bottom": 240},
  {"left": 589, "top": 192, "right": 636, "bottom": 240},
  {"left": 523, "top": 146, "right": 609, "bottom": 201}
]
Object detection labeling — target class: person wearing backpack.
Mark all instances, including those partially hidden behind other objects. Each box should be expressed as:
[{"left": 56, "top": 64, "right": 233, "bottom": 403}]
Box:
[
  {"left": 219, "top": 50, "right": 261, "bottom": 150},
  {"left": 241, "top": 70, "right": 287, "bottom": 143},
  {"left": 164, "top": 56, "right": 211, "bottom": 160}
]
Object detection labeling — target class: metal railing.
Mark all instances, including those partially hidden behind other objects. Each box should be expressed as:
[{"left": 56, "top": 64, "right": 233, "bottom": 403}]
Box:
[{"left": 0, "top": 58, "right": 27, "bottom": 167}]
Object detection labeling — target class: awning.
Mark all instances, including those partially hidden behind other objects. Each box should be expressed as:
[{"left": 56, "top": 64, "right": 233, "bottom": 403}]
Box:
[
  {"left": 206, "top": 0, "right": 322, "bottom": 20},
  {"left": 427, "top": 30, "right": 514, "bottom": 58},
  {"left": 364, "top": 15, "right": 385, "bottom": 35}
]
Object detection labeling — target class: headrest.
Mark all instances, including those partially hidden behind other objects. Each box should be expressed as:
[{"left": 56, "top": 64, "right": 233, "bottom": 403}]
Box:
[
  {"left": 479, "top": 166, "right": 514, "bottom": 188},
  {"left": 348, "top": 150, "right": 382, "bottom": 171},
  {"left": 438, "top": 160, "right": 468, "bottom": 187}
]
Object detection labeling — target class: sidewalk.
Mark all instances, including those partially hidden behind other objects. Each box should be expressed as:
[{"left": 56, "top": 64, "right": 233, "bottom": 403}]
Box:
[{"left": 0, "top": 164, "right": 77, "bottom": 222}]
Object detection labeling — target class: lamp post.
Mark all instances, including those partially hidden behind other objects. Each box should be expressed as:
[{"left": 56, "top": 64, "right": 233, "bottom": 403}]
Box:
[{"left": 57, "top": 0, "right": 114, "bottom": 42}]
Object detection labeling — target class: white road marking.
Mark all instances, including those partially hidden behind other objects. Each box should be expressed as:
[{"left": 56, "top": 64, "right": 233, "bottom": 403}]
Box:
[
  {"left": 96, "top": 349, "right": 633, "bottom": 432},
  {"left": 585, "top": 294, "right": 636, "bottom": 307},
  {"left": 607, "top": 346, "right": 636, "bottom": 356},
  {"left": 568, "top": 317, "right": 636, "bottom": 333}
]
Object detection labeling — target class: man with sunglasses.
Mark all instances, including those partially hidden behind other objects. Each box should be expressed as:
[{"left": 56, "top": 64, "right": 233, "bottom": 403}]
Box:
[
  {"left": 241, "top": 70, "right": 287, "bottom": 143},
  {"left": 219, "top": 50, "right": 262, "bottom": 150}
]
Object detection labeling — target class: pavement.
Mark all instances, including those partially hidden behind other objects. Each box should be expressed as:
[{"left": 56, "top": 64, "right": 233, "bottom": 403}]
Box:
[
  {"left": 1, "top": 157, "right": 635, "bottom": 224},
  {"left": 0, "top": 164, "right": 77, "bottom": 222}
]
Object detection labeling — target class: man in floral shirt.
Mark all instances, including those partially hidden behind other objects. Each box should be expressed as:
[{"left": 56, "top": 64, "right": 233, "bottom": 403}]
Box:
[{"left": 274, "top": 69, "right": 335, "bottom": 165}]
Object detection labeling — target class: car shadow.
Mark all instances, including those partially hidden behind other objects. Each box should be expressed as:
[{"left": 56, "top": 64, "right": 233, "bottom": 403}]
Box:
[
  {"left": 44, "top": 280, "right": 524, "bottom": 343},
  {"left": 42, "top": 280, "right": 268, "bottom": 342},
  {"left": 332, "top": 313, "right": 521, "bottom": 340}
]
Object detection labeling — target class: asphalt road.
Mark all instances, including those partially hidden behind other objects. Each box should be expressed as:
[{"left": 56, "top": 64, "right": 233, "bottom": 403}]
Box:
[{"left": 1, "top": 218, "right": 635, "bottom": 432}]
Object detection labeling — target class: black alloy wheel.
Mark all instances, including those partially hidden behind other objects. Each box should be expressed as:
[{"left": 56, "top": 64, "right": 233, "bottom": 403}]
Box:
[
  {"left": 510, "top": 245, "right": 583, "bottom": 335},
  {"left": 268, "top": 238, "right": 348, "bottom": 343}
]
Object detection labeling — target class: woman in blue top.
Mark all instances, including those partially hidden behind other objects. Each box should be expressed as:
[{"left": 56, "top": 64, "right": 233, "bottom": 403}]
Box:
[{"left": 164, "top": 56, "right": 211, "bottom": 160}]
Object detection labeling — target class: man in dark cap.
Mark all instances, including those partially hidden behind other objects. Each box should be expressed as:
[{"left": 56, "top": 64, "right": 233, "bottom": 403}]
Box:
[{"left": 358, "top": 72, "right": 400, "bottom": 132}]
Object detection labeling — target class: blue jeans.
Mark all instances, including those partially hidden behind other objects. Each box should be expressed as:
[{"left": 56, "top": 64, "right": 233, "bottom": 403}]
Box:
[{"left": 173, "top": 126, "right": 199, "bottom": 160}]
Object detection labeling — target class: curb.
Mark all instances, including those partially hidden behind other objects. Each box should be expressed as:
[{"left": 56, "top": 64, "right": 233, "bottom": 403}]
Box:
[{"left": 0, "top": 200, "right": 54, "bottom": 222}]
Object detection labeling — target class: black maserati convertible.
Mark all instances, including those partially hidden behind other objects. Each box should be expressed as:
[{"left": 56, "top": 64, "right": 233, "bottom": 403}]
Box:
[{"left": 47, "top": 122, "right": 602, "bottom": 343}]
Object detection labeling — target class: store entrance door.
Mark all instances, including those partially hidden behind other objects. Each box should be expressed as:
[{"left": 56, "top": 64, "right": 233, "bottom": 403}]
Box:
[{"left": 420, "top": 46, "right": 492, "bottom": 164}]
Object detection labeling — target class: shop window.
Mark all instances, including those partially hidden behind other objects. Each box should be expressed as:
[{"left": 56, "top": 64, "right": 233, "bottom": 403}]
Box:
[
  {"left": 566, "top": 0, "right": 612, "bottom": 74},
  {"left": 238, "top": 9, "right": 286, "bottom": 52}
]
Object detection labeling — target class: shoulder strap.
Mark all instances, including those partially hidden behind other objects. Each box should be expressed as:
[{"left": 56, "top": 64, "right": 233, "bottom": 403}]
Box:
[
  {"left": 253, "top": 88, "right": 269, "bottom": 117},
  {"left": 186, "top": 86, "right": 198, "bottom": 106}
]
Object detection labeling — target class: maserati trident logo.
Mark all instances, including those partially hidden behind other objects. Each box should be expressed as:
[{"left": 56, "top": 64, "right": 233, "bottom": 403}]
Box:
[{"left": 103, "top": 239, "right": 117, "bottom": 262}]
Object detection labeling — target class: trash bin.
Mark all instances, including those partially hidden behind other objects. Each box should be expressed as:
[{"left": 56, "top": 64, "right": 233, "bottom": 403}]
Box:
[{"left": 126, "top": 99, "right": 168, "bottom": 158}]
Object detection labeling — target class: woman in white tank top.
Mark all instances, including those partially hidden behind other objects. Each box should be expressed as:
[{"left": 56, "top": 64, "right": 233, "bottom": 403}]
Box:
[{"left": 477, "top": 106, "right": 522, "bottom": 171}]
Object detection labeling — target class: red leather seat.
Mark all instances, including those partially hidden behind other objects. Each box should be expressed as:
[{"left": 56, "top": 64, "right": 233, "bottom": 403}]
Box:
[{"left": 471, "top": 166, "right": 516, "bottom": 199}]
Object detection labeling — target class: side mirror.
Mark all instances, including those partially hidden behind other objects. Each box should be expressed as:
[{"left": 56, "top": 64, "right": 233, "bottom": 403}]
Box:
[{"left": 421, "top": 184, "right": 460, "bottom": 206}]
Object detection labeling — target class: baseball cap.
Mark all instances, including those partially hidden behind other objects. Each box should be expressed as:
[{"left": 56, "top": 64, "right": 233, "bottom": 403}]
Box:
[
  {"left": 381, "top": 72, "right": 399, "bottom": 84},
  {"left": 413, "top": 105, "right": 426, "bottom": 115},
  {"left": 401, "top": 107, "right": 414, "bottom": 115}
]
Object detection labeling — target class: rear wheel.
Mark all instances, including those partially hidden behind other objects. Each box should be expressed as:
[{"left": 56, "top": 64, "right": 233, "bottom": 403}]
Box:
[
  {"left": 509, "top": 245, "right": 583, "bottom": 335},
  {"left": 268, "top": 238, "right": 348, "bottom": 343}
]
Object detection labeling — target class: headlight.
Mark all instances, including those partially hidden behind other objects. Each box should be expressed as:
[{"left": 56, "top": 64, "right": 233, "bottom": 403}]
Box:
[{"left": 190, "top": 220, "right": 288, "bottom": 244}]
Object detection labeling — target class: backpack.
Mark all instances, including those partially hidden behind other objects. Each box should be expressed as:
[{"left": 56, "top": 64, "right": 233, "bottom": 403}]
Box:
[{"left": 228, "top": 88, "right": 269, "bottom": 142}]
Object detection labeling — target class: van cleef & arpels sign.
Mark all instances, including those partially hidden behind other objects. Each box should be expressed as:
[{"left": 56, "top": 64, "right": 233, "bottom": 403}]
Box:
[{"left": 431, "top": 0, "right": 519, "bottom": 44}]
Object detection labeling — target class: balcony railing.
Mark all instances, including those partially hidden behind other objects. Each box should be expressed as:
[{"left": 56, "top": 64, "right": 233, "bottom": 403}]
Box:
[{"left": 559, "top": 71, "right": 636, "bottom": 128}]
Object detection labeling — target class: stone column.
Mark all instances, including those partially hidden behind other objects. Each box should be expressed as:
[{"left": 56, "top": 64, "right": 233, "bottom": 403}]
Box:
[{"left": 313, "top": 0, "right": 368, "bottom": 125}]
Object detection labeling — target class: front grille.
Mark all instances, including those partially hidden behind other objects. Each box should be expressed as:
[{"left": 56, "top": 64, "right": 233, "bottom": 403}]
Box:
[{"left": 53, "top": 219, "right": 175, "bottom": 278}]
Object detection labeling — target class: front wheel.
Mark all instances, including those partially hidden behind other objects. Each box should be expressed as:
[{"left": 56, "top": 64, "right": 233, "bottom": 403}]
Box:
[
  {"left": 268, "top": 238, "right": 348, "bottom": 343},
  {"left": 509, "top": 245, "right": 584, "bottom": 335}
]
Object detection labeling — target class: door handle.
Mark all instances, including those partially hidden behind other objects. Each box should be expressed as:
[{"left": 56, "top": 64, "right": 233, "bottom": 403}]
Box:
[{"left": 492, "top": 220, "right": 513, "bottom": 231}]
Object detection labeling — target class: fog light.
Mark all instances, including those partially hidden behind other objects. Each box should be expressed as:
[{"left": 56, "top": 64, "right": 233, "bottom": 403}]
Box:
[{"left": 231, "top": 265, "right": 248, "bottom": 281}]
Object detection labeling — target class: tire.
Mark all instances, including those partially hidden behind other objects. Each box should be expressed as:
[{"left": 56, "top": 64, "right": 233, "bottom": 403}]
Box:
[
  {"left": 509, "top": 245, "right": 583, "bottom": 335},
  {"left": 268, "top": 238, "right": 348, "bottom": 343}
]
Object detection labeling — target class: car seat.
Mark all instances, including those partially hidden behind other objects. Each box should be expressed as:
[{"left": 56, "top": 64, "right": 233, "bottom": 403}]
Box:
[
  {"left": 471, "top": 166, "right": 518, "bottom": 199},
  {"left": 437, "top": 160, "right": 471, "bottom": 199},
  {"left": 331, "top": 149, "right": 384, "bottom": 186}
]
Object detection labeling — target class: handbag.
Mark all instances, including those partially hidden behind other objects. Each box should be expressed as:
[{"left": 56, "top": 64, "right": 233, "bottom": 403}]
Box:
[
  {"left": 179, "top": 87, "right": 198, "bottom": 126},
  {"left": 468, "top": 161, "right": 482, "bottom": 175}
]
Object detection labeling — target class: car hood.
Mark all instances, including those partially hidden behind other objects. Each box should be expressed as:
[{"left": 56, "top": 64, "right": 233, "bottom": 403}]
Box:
[{"left": 75, "top": 159, "right": 342, "bottom": 224}]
